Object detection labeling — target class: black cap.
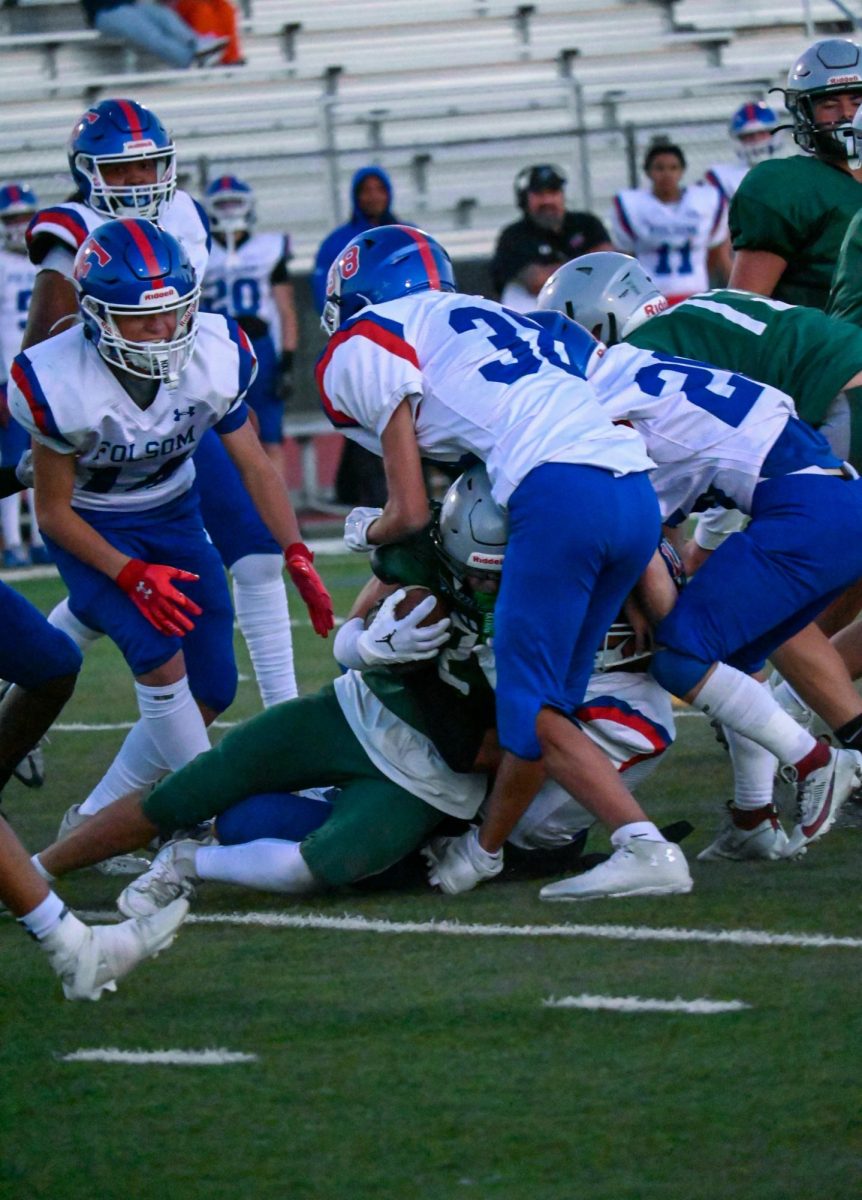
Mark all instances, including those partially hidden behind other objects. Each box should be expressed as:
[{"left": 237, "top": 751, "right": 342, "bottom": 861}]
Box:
[{"left": 515, "top": 163, "right": 567, "bottom": 210}]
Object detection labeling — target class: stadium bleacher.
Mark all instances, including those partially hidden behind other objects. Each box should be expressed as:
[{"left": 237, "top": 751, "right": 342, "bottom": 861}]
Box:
[{"left": 2, "top": 0, "right": 850, "bottom": 264}]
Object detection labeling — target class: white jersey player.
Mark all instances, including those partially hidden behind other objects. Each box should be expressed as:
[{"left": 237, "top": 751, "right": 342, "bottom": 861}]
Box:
[
  {"left": 703, "top": 101, "right": 782, "bottom": 204},
  {"left": 10, "top": 219, "right": 332, "bottom": 868},
  {"left": 0, "top": 183, "right": 41, "bottom": 566},
  {"left": 318, "top": 224, "right": 696, "bottom": 903},
  {"left": 610, "top": 141, "right": 728, "bottom": 304}
]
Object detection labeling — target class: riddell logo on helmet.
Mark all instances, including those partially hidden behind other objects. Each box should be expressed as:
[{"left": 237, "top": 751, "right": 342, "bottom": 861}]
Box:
[
  {"left": 826, "top": 74, "right": 862, "bottom": 85},
  {"left": 140, "top": 287, "right": 179, "bottom": 303},
  {"left": 468, "top": 552, "right": 504, "bottom": 569},
  {"left": 122, "top": 139, "right": 157, "bottom": 153},
  {"left": 645, "top": 299, "right": 669, "bottom": 316}
]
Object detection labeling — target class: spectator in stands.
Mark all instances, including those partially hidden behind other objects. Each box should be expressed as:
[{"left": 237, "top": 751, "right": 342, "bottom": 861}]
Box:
[
  {"left": 609, "top": 139, "right": 731, "bottom": 307},
  {"left": 171, "top": 0, "right": 244, "bottom": 65},
  {"left": 490, "top": 164, "right": 612, "bottom": 313},
  {"left": 81, "top": 0, "right": 231, "bottom": 69},
  {"left": 729, "top": 37, "right": 862, "bottom": 308},
  {"left": 312, "top": 166, "right": 401, "bottom": 507}
]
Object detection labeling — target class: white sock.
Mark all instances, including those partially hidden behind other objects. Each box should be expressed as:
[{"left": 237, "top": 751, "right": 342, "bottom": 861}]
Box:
[
  {"left": 231, "top": 554, "right": 298, "bottom": 707},
  {"left": 78, "top": 677, "right": 209, "bottom": 816},
  {"left": 611, "top": 820, "right": 664, "bottom": 847},
  {"left": 0, "top": 492, "right": 22, "bottom": 548},
  {"left": 31, "top": 852, "right": 56, "bottom": 883},
  {"left": 724, "top": 684, "right": 778, "bottom": 809},
  {"left": 195, "top": 839, "right": 318, "bottom": 893},
  {"left": 692, "top": 663, "right": 816, "bottom": 766},
  {"left": 18, "top": 889, "right": 65, "bottom": 939},
  {"left": 48, "top": 597, "right": 103, "bottom": 651}
]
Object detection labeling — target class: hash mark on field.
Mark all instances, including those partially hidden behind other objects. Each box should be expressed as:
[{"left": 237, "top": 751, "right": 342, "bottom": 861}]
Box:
[
  {"left": 543, "top": 994, "right": 750, "bottom": 1014},
  {"left": 112, "top": 910, "right": 862, "bottom": 951},
  {"left": 59, "top": 1048, "right": 257, "bottom": 1065}
]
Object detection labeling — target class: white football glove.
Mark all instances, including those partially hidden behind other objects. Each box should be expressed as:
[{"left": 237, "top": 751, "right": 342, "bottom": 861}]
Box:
[
  {"left": 344, "top": 506, "right": 384, "bottom": 552},
  {"left": 423, "top": 827, "right": 503, "bottom": 895},
  {"left": 357, "top": 588, "right": 450, "bottom": 667}
]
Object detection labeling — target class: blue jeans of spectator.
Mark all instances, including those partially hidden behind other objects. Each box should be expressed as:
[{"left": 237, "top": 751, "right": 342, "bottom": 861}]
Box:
[{"left": 94, "top": 2, "right": 200, "bottom": 68}]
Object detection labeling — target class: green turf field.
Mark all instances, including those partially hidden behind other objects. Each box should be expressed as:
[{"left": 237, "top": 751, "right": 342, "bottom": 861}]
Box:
[{"left": 1, "top": 558, "right": 860, "bottom": 1200}]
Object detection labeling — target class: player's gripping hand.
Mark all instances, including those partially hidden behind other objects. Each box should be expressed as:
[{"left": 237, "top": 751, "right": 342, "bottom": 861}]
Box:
[
  {"left": 357, "top": 588, "right": 451, "bottom": 667},
  {"left": 423, "top": 827, "right": 503, "bottom": 895},
  {"left": 344, "top": 506, "right": 384, "bottom": 552},
  {"left": 285, "top": 542, "right": 334, "bottom": 637},
  {"left": 115, "top": 558, "right": 202, "bottom": 637}
]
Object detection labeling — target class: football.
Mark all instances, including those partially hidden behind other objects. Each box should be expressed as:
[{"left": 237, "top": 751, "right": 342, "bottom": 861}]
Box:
[
  {"left": 364, "top": 584, "right": 448, "bottom": 630},
  {"left": 364, "top": 585, "right": 449, "bottom": 674}
]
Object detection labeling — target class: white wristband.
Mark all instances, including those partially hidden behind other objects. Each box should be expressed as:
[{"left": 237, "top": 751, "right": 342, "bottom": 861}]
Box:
[{"left": 333, "top": 617, "right": 367, "bottom": 671}]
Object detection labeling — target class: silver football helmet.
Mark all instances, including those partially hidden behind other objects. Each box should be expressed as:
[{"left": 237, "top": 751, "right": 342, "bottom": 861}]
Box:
[
  {"left": 594, "top": 539, "right": 686, "bottom": 673},
  {"left": 436, "top": 463, "right": 508, "bottom": 579},
  {"left": 537, "top": 252, "right": 668, "bottom": 345},
  {"left": 784, "top": 37, "right": 862, "bottom": 159}
]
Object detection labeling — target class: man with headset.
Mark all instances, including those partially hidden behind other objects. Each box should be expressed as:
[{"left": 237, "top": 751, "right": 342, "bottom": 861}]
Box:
[{"left": 489, "top": 164, "right": 612, "bottom": 313}]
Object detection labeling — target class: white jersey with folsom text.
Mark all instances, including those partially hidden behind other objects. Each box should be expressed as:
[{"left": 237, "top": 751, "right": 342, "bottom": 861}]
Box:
[
  {"left": 26, "top": 189, "right": 210, "bottom": 282},
  {"left": 202, "top": 232, "right": 289, "bottom": 352},
  {"left": 609, "top": 184, "right": 727, "bottom": 302},
  {"left": 8, "top": 312, "right": 255, "bottom": 512},
  {"left": 315, "top": 290, "right": 653, "bottom": 507},
  {"left": 0, "top": 248, "right": 36, "bottom": 382}
]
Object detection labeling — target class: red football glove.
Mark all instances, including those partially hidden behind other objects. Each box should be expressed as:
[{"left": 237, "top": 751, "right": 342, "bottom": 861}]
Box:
[
  {"left": 284, "top": 542, "right": 334, "bottom": 637},
  {"left": 115, "top": 558, "right": 202, "bottom": 637}
]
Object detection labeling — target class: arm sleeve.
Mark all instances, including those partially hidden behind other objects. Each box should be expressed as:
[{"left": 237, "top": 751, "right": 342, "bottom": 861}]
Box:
[
  {"left": 729, "top": 174, "right": 802, "bottom": 258},
  {"left": 608, "top": 196, "right": 636, "bottom": 253}
]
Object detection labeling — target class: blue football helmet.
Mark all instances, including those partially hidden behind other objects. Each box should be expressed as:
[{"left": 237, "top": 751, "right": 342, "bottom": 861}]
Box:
[
  {"left": 321, "top": 224, "right": 456, "bottom": 336},
  {"left": 203, "top": 174, "right": 255, "bottom": 242},
  {"left": 67, "top": 99, "right": 176, "bottom": 219},
  {"left": 0, "top": 182, "right": 38, "bottom": 253},
  {"left": 73, "top": 219, "right": 199, "bottom": 389},
  {"left": 728, "top": 101, "right": 780, "bottom": 166}
]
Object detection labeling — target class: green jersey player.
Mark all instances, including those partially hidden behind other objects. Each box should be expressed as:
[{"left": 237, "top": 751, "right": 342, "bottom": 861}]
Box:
[{"left": 728, "top": 37, "right": 862, "bottom": 309}]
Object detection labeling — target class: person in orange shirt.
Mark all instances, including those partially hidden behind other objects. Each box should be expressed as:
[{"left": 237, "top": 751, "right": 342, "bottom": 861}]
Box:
[{"left": 172, "top": 0, "right": 244, "bottom": 65}]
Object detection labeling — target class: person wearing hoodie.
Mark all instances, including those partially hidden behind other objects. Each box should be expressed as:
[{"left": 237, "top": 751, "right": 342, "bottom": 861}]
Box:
[{"left": 312, "top": 166, "right": 402, "bottom": 506}]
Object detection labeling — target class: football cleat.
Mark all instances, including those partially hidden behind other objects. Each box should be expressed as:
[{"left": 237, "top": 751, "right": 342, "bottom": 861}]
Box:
[
  {"left": 40, "top": 901, "right": 188, "bottom": 1001},
  {"left": 784, "top": 747, "right": 862, "bottom": 855},
  {"left": 117, "top": 838, "right": 200, "bottom": 918},
  {"left": 57, "top": 803, "right": 151, "bottom": 876},
  {"left": 13, "top": 741, "right": 46, "bottom": 789},
  {"left": 697, "top": 803, "right": 791, "bottom": 862},
  {"left": 539, "top": 838, "right": 692, "bottom": 901}
]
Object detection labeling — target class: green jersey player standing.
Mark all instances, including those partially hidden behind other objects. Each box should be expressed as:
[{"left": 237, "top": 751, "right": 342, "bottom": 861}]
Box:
[{"left": 728, "top": 37, "right": 862, "bottom": 309}]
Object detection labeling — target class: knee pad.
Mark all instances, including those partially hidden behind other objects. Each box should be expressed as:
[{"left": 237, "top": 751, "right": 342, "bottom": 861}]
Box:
[
  {"left": 649, "top": 647, "right": 712, "bottom": 698},
  {"left": 229, "top": 553, "right": 284, "bottom": 588}
]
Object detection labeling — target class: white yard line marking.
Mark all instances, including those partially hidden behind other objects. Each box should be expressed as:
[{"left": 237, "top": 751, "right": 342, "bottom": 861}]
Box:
[
  {"left": 78, "top": 910, "right": 862, "bottom": 950},
  {"left": 543, "top": 994, "right": 750, "bottom": 1014},
  {"left": 59, "top": 1048, "right": 258, "bottom": 1065},
  {"left": 53, "top": 720, "right": 241, "bottom": 731}
]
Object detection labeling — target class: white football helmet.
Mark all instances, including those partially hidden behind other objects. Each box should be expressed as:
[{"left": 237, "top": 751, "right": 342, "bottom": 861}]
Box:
[{"left": 537, "top": 252, "right": 668, "bottom": 345}]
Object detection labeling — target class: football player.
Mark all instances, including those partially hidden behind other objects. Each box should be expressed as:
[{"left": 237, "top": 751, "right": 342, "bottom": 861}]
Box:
[
  {"left": 9, "top": 220, "right": 332, "bottom": 863},
  {"left": 534, "top": 260, "right": 862, "bottom": 863},
  {"left": 31, "top": 467, "right": 682, "bottom": 907},
  {"left": 0, "top": 183, "right": 47, "bottom": 568},
  {"left": 703, "top": 101, "right": 782, "bottom": 205},
  {"left": 24, "top": 99, "right": 304, "bottom": 723},
  {"left": 729, "top": 37, "right": 862, "bottom": 307},
  {"left": 316, "top": 223, "right": 694, "bottom": 900},
  {"left": 609, "top": 139, "right": 730, "bottom": 305},
  {"left": 201, "top": 175, "right": 297, "bottom": 470}
]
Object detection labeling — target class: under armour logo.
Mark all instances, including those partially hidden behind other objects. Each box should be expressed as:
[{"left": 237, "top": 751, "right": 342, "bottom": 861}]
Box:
[
  {"left": 135, "top": 582, "right": 153, "bottom": 600},
  {"left": 173, "top": 406, "right": 196, "bottom": 421}
]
